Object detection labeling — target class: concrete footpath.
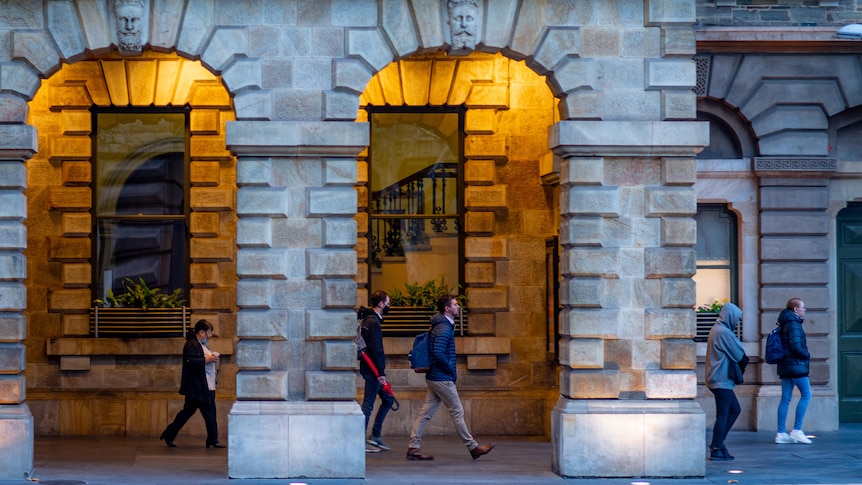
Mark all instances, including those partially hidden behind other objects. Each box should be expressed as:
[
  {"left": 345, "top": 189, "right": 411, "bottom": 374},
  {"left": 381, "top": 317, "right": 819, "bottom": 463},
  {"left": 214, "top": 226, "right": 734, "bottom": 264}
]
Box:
[{"left": 1, "top": 425, "right": 860, "bottom": 485}]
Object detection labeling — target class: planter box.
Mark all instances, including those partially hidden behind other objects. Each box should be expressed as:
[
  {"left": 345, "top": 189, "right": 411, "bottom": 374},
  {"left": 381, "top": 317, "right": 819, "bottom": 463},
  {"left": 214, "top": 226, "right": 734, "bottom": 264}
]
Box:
[
  {"left": 89, "top": 307, "right": 190, "bottom": 338},
  {"left": 381, "top": 307, "right": 468, "bottom": 337}
]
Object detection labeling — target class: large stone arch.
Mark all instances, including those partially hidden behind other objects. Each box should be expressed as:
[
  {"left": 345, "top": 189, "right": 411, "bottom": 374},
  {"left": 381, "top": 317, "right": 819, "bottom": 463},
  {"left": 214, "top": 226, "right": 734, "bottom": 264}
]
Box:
[{"left": 0, "top": 1, "right": 708, "bottom": 480}]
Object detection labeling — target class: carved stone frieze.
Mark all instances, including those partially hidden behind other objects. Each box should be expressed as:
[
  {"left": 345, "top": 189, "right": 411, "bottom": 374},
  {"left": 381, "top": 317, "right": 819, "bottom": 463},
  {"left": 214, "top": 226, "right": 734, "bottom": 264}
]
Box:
[{"left": 753, "top": 157, "right": 837, "bottom": 172}]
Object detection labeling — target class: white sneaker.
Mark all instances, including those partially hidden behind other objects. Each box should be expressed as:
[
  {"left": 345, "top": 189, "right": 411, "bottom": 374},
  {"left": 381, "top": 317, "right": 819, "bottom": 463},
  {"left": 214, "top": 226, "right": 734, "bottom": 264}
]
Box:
[
  {"left": 367, "top": 436, "right": 391, "bottom": 451},
  {"left": 775, "top": 432, "right": 793, "bottom": 444},
  {"left": 790, "top": 429, "right": 812, "bottom": 444},
  {"left": 365, "top": 447, "right": 381, "bottom": 453}
]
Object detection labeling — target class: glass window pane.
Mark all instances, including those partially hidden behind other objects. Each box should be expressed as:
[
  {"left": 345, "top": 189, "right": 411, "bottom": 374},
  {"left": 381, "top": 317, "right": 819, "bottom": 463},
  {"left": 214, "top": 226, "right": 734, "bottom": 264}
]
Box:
[
  {"left": 695, "top": 206, "right": 731, "bottom": 261},
  {"left": 96, "top": 113, "right": 185, "bottom": 216},
  {"left": 95, "top": 220, "right": 186, "bottom": 302}
]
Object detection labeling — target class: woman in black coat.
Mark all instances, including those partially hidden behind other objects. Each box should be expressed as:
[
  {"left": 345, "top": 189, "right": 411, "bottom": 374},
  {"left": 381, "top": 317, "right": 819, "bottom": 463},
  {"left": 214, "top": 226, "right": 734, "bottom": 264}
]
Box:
[
  {"left": 160, "top": 319, "right": 223, "bottom": 448},
  {"left": 774, "top": 298, "right": 812, "bottom": 445}
]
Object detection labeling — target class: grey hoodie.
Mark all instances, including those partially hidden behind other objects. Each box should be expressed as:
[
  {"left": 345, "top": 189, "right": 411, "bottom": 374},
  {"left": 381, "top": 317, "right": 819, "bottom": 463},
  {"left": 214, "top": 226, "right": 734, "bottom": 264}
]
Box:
[{"left": 705, "top": 302, "right": 746, "bottom": 390}]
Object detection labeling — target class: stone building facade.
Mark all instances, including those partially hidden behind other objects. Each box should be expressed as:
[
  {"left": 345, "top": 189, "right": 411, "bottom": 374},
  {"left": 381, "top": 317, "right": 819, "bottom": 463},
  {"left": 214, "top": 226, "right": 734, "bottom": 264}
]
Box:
[{"left": 2, "top": 0, "right": 859, "bottom": 481}]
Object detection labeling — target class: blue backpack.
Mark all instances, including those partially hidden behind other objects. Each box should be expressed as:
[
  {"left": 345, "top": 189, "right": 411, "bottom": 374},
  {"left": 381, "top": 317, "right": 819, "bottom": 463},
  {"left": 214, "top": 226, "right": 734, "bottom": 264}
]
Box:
[
  {"left": 765, "top": 324, "right": 786, "bottom": 364},
  {"left": 408, "top": 330, "right": 431, "bottom": 373}
]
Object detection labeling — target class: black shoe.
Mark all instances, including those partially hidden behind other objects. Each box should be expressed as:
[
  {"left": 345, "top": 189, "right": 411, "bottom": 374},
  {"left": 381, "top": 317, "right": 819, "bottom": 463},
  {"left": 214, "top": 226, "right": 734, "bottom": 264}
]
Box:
[
  {"left": 159, "top": 431, "right": 176, "bottom": 448},
  {"left": 207, "top": 442, "right": 226, "bottom": 449},
  {"left": 709, "top": 447, "right": 733, "bottom": 461}
]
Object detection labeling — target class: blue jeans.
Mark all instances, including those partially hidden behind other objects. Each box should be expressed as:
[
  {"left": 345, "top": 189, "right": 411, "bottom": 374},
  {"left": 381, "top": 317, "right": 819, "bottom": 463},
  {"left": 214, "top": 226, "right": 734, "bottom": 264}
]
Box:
[
  {"left": 778, "top": 376, "right": 811, "bottom": 433},
  {"left": 361, "top": 373, "right": 394, "bottom": 438},
  {"left": 709, "top": 388, "right": 740, "bottom": 450}
]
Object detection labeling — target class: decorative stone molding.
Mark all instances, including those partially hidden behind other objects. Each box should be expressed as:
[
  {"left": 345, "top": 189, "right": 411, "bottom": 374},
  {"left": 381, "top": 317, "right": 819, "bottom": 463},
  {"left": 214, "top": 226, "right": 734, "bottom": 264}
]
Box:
[
  {"left": 754, "top": 157, "right": 837, "bottom": 176},
  {"left": 447, "top": 0, "right": 479, "bottom": 54},
  {"left": 112, "top": 0, "right": 146, "bottom": 53}
]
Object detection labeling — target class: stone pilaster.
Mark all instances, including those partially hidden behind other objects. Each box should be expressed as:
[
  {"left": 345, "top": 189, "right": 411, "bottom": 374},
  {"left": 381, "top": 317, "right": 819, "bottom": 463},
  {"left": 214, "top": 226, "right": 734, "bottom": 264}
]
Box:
[
  {"left": 226, "top": 121, "right": 366, "bottom": 479},
  {"left": 0, "top": 124, "right": 36, "bottom": 480},
  {"left": 551, "top": 119, "right": 708, "bottom": 478},
  {"left": 753, "top": 158, "right": 839, "bottom": 432}
]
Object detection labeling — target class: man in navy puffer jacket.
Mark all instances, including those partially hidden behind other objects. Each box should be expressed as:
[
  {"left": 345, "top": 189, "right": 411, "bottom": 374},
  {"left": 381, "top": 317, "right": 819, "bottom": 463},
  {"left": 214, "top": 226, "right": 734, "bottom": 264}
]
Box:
[
  {"left": 406, "top": 294, "right": 495, "bottom": 461},
  {"left": 774, "top": 298, "right": 813, "bottom": 445}
]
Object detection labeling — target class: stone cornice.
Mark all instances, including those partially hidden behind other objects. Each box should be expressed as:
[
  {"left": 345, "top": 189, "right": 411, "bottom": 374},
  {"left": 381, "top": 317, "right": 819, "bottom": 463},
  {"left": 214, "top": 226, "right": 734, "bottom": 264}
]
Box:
[
  {"left": 696, "top": 26, "right": 861, "bottom": 53},
  {"left": 753, "top": 157, "right": 837, "bottom": 178},
  {"left": 226, "top": 121, "right": 369, "bottom": 157},
  {"left": 550, "top": 121, "right": 709, "bottom": 158}
]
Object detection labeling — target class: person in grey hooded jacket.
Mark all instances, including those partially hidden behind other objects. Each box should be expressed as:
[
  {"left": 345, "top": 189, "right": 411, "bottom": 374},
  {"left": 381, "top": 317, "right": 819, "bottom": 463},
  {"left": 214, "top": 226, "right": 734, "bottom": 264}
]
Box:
[{"left": 705, "top": 302, "right": 746, "bottom": 461}]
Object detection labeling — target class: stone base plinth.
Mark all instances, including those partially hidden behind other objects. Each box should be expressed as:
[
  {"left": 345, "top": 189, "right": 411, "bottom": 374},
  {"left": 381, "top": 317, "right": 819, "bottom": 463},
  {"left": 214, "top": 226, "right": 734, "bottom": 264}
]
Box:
[
  {"left": 551, "top": 398, "right": 705, "bottom": 478},
  {"left": 755, "top": 384, "right": 838, "bottom": 432},
  {"left": 228, "top": 401, "right": 364, "bottom": 479},
  {"left": 0, "top": 404, "right": 33, "bottom": 480}
]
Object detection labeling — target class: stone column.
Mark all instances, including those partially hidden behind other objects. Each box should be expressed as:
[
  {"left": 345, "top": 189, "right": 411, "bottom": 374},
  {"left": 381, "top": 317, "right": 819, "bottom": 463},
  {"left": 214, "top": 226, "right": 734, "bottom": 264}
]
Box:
[
  {"left": 754, "top": 158, "right": 838, "bottom": 432},
  {"left": 550, "top": 120, "right": 708, "bottom": 478},
  {"left": 0, "top": 124, "right": 36, "bottom": 479},
  {"left": 225, "top": 121, "right": 367, "bottom": 479}
]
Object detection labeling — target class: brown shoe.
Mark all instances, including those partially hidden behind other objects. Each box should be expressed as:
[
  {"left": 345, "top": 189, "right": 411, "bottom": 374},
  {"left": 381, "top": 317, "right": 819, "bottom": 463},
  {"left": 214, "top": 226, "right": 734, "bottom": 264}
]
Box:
[
  {"left": 469, "top": 443, "right": 495, "bottom": 460},
  {"left": 406, "top": 447, "right": 434, "bottom": 460}
]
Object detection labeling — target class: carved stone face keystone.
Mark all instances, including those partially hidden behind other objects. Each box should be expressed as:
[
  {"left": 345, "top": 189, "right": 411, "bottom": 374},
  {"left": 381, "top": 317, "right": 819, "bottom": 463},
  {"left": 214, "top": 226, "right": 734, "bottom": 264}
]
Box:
[
  {"left": 115, "top": 1, "right": 143, "bottom": 51},
  {"left": 449, "top": 1, "right": 477, "bottom": 51}
]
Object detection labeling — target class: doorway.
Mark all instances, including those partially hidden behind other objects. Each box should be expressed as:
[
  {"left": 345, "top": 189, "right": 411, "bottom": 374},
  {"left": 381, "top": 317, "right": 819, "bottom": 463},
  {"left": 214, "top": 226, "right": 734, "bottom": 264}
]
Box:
[{"left": 837, "top": 203, "right": 862, "bottom": 422}]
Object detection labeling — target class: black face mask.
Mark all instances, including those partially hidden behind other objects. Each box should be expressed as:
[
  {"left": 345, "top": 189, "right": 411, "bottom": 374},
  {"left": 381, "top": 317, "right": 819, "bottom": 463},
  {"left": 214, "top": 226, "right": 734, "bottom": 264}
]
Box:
[{"left": 381, "top": 305, "right": 390, "bottom": 316}]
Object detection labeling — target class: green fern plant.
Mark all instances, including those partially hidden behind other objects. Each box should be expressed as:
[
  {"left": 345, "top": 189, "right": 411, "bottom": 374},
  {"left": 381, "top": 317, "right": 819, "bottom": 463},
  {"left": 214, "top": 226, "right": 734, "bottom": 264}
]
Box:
[
  {"left": 389, "top": 277, "right": 463, "bottom": 310},
  {"left": 93, "top": 277, "right": 185, "bottom": 310}
]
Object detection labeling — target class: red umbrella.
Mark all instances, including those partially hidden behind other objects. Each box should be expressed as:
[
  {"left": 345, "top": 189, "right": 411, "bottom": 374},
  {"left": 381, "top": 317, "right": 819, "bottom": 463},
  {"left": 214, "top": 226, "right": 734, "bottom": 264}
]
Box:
[{"left": 359, "top": 350, "right": 399, "bottom": 411}]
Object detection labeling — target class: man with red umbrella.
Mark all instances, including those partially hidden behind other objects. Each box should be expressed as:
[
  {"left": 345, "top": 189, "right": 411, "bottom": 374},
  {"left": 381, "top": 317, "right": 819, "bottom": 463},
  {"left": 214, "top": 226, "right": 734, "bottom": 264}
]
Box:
[{"left": 358, "top": 290, "right": 395, "bottom": 452}]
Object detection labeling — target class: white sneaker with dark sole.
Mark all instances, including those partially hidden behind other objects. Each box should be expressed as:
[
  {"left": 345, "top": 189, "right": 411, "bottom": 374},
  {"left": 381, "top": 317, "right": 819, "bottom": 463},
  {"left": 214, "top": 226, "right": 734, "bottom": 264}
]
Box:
[
  {"left": 790, "top": 429, "right": 812, "bottom": 444},
  {"left": 775, "top": 432, "right": 794, "bottom": 444}
]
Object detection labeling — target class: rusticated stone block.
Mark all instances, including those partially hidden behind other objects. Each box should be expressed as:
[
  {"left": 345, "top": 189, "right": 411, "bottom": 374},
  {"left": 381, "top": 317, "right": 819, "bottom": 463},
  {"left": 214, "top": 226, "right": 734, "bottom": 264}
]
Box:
[
  {"left": 661, "top": 339, "right": 695, "bottom": 369},
  {"left": 564, "top": 248, "right": 620, "bottom": 278},
  {"left": 48, "top": 289, "right": 90, "bottom": 311},
  {"left": 644, "top": 248, "right": 695, "bottom": 278},
  {"left": 0, "top": 284, "right": 26, "bottom": 311},
  {"left": 191, "top": 161, "right": 220, "bottom": 186},
  {"left": 355, "top": 238, "right": 368, "bottom": 260},
  {"left": 236, "top": 340, "right": 272, "bottom": 370},
  {"left": 236, "top": 309, "right": 288, "bottom": 339},
  {"left": 324, "top": 159, "right": 357, "bottom": 186},
  {"left": 306, "top": 371, "right": 356, "bottom": 400},
  {"left": 561, "top": 158, "right": 603, "bottom": 186},
  {"left": 465, "top": 236, "right": 508, "bottom": 261},
  {"left": 645, "top": 309, "right": 694, "bottom": 339},
  {"left": 465, "top": 262, "right": 495, "bottom": 286},
  {"left": 466, "top": 84, "right": 508, "bottom": 108},
  {"left": 464, "top": 211, "right": 495, "bottom": 235},
  {"left": 190, "top": 135, "right": 232, "bottom": 160},
  {"left": 659, "top": 278, "right": 694, "bottom": 309},
  {"left": 237, "top": 158, "right": 274, "bottom": 187},
  {"left": 190, "top": 237, "right": 235, "bottom": 262},
  {"left": 60, "top": 110, "right": 91, "bottom": 135},
  {"left": 237, "top": 187, "right": 288, "bottom": 217},
  {"left": 760, "top": 186, "right": 828, "bottom": 211},
  {"left": 190, "top": 109, "right": 220, "bottom": 134},
  {"left": 465, "top": 159, "right": 496, "bottom": 186},
  {"left": 237, "top": 218, "right": 273, "bottom": 248},
  {"left": 559, "top": 308, "right": 620, "bottom": 338},
  {"left": 306, "top": 310, "right": 354, "bottom": 340},
  {"left": 761, "top": 212, "right": 828, "bottom": 235},
  {"left": 661, "top": 158, "right": 695, "bottom": 186},
  {"left": 48, "top": 187, "right": 91, "bottom": 211},
  {"left": 662, "top": 27, "right": 696, "bottom": 57},
  {"left": 0, "top": 375, "right": 25, "bottom": 403},
  {"left": 307, "top": 187, "right": 357, "bottom": 216},
  {"left": 560, "top": 369, "right": 620, "bottom": 399},
  {"left": 760, "top": 262, "right": 828, "bottom": 286},
  {"left": 190, "top": 211, "right": 221, "bottom": 238},
  {"left": 0, "top": 343, "right": 25, "bottom": 372},
  {"left": 323, "top": 218, "right": 356, "bottom": 248},
  {"left": 465, "top": 287, "right": 508, "bottom": 311},
  {"left": 560, "top": 337, "right": 603, "bottom": 368},
  {"left": 644, "top": 370, "right": 696, "bottom": 399},
  {"left": 62, "top": 263, "right": 90, "bottom": 287},
  {"left": 0, "top": 223, "right": 25, "bottom": 251},
  {"left": 190, "top": 263, "right": 220, "bottom": 287},
  {"left": 59, "top": 356, "right": 90, "bottom": 371},
  {"left": 49, "top": 136, "right": 90, "bottom": 160},
  {"left": 464, "top": 312, "right": 494, "bottom": 335},
  {"left": 322, "top": 279, "right": 356, "bottom": 309},
  {"left": 560, "top": 217, "right": 601, "bottom": 246},
  {"left": 61, "top": 213, "right": 90, "bottom": 237},
  {"left": 646, "top": 0, "right": 695, "bottom": 25},
  {"left": 236, "top": 370, "right": 288, "bottom": 400},
  {"left": 761, "top": 236, "right": 829, "bottom": 261},
  {"left": 62, "top": 313, "right": 89, "bottom": 336},
  {"left": 48, "top": 237, "right": 90, "bottom": 261},
  {"left": 0, "top": 314, "right": 25, "bottom": 341},
  {"left": 465, "top": 185, "right": 507, "bottom": 211},
  {"left": 467, "top": 355, "right": 497, "bottom": 370},
  {"left": 565, "top": 187, "right": 621, "bottom": 217},
  {"left": 0, "top": 163, "right": 25, "bottom": 191},
  {"left": 190, "top": 288, "right": 233, "bottom": 312},
  {"left": 465, "top": 110, "right": 497, "bottom": 135},
  {"left": 465, "top": 134, "right": 507, "bottom": 160},
  {"left": 307, "top": 249, "right": 356, "bottom": 278},
  {"left": 662, "top": 91, "right": 696, "bottom": 121},
  {"left": 61, "top": 161, "right": 90, "bottom": 185},
  {"left": 645, "top": 187, "right": 695, "bottom": 217},
  {"left": 0, "top": 192, "right": 26, "bottom": 220},
  {"left": 0, "top": 253, "right": 24, "bottom": 280},
  {"left": 237, "top": 249, "right": 287, "bottom": 278},
  {"left": 661, "top": 217, "right": 696, "bottom": 246},
  {"left": 563, "top": 277, "right": 602, "bottom": 307},
  {"left": 323, "top": 341, "right": 358, "bottom": 370},
  {"left": 236, "top": 280, "right": 272, "bottom": 309},
  {"left": 190, "top": 187, "right": 234, "bottom": 211}
]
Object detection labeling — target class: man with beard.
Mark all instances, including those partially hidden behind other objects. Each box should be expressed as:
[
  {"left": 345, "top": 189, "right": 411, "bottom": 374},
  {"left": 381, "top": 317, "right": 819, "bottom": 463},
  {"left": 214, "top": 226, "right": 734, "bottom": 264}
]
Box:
[
  {"left": 114, "top": 0, "right": 144, "bottom": 51},
  {"left": 449, "top": 0, "right": 478, "bottom": 51}
]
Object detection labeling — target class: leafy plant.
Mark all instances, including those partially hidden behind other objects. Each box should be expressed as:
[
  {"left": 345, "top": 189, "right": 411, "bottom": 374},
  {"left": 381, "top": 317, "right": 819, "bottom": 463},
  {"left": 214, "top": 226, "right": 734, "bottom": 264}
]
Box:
[
  {"left": 695, "top": 298, "right": 728, "bottom": 314},
  {"left": 93, "top": 277, "right": 186, "bottom": 310},
  {"left": 389, "top": 277, "right": 464, "bottom": 310}
]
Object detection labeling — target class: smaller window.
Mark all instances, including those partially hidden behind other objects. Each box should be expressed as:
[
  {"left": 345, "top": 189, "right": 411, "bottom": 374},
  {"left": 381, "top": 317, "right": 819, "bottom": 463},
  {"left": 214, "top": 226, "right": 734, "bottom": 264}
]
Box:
[{"left": 694, "top": 204, "right": 739, "bottom": 341}]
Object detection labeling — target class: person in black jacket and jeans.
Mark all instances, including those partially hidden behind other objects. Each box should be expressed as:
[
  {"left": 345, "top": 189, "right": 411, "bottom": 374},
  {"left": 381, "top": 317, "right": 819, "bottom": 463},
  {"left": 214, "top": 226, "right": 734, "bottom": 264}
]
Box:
[
  {"left": 358, "top": 290, "right": 395, "bottom": 451},
  {"left": 774, "top": 298, "right": 813, "bottom": 445},
  {"left": 406, "top": 294, "right": 495, "bottom": 461}
]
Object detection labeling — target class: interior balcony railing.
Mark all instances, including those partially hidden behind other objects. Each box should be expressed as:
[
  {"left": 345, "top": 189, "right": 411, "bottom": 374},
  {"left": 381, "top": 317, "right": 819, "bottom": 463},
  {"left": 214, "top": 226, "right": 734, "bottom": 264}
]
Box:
[{"left": 370, "top": 163, "right": 459, "bottom": 267}]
